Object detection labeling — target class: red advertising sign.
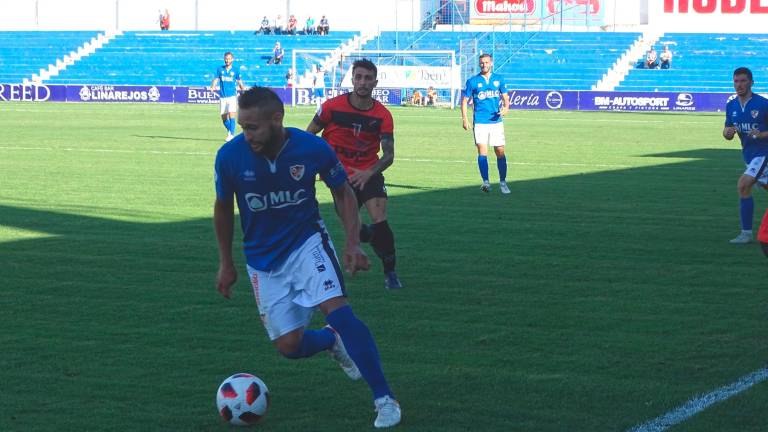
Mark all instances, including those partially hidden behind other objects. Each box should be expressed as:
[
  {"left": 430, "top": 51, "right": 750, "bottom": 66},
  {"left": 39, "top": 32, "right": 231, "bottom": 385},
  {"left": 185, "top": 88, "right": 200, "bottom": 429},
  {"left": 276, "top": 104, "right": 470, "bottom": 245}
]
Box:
[
  {"left": 474, "top": 0, "right": 536, "bottom": 15},
  {"left": 663, "top": 0, "right": 768, "bottom": 13}
]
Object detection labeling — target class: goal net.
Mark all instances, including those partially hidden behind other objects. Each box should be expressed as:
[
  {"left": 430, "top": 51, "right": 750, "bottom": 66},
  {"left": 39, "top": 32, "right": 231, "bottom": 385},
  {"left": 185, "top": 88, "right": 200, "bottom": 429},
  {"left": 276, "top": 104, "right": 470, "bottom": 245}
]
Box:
[{"left": 291, "top": 49, "right": 460, "bottom": 108}]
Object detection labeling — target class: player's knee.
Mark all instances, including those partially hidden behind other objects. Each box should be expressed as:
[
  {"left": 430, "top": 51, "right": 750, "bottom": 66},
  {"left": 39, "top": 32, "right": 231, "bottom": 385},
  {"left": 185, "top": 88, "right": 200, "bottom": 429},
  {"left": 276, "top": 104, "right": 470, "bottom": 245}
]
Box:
[{"left": 273, "top": 336, "right": 302, "bottom": 358}]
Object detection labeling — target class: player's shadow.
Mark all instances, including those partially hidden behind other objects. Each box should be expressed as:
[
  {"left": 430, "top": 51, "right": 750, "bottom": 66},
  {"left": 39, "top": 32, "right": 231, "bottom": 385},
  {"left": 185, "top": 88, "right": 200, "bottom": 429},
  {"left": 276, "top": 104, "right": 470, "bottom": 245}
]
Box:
[{"left": 1, "top": 147, "right": 765, "bottom": 431}]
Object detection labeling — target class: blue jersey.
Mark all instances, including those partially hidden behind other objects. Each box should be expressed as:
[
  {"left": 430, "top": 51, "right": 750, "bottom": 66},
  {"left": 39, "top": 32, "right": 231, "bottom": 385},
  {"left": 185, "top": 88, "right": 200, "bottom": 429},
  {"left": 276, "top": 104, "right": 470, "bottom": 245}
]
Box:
[
  {"left": 215, "top": 65, "right": 241, "bottom": 98},
  {"left": 725, "top": 93, "right": 768, "bottom": 162},
  {"left": 463, "top": 73, "right": 507, "bottom": 124},
  {"left": 214, "top": 127, "right": 348, "bottom": 271}
]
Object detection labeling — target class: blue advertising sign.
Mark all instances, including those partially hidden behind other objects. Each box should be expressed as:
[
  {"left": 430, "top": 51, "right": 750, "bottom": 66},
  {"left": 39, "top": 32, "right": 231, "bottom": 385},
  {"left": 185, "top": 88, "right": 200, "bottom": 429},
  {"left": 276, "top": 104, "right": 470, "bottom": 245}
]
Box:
[
  {"left": 0, "top": 83, "right": 66, "bottom": 102},
  {"left": 288, "top": 87, "right": 402, "bottom": 106},
  {"left": 580, "top": 91, "right": 731, "bottom": 112},
  {"left": 0, "top": 82, "right": 734, "bottom": 113},
  {"left": 67, "top": 84, "right": 174, "bottom": 103},
  {"left": 176, "top": 86, "right": 219, "bottom": 104},
  {"left": 505, "top": 89, "right": 579, "bottom": 110}
]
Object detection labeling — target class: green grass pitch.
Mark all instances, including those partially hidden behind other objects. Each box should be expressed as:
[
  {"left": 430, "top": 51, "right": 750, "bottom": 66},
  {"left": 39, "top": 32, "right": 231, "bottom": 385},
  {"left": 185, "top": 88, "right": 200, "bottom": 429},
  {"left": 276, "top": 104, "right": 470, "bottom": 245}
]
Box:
[{"left": 0, "top": 103, "right": 766, "bottom": 431}]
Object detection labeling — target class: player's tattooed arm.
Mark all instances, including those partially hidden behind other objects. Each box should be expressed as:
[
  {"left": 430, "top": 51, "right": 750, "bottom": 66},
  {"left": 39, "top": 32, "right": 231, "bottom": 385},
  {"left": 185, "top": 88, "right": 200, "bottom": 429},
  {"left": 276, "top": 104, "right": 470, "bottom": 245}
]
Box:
[
  {"left": 306, "top": 119, "right": 324, "bottom": 135},
  {"left": 377, "top": 134, "right": 395, "bottom": 172},
  {"left": 348, "top": 135, "right": 393, "bottom": 189}
]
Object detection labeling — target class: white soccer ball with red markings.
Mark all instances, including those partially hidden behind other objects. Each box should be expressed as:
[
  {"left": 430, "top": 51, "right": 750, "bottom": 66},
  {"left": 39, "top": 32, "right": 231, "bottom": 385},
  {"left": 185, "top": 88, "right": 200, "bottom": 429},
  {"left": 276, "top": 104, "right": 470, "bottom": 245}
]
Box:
[{"left": 216, "top": 373, "right": 270, "bottom": 426}]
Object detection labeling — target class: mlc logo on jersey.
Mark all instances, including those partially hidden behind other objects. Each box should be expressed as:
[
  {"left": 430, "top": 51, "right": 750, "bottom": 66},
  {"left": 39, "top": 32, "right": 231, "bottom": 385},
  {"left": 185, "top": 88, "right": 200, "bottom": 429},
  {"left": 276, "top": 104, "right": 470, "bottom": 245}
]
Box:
[
  {"left": 245, "top": 189, "right": 308, "bottom": 212},
  {"left": 290, "top": 165, "right": 305, "bottom": 181}
]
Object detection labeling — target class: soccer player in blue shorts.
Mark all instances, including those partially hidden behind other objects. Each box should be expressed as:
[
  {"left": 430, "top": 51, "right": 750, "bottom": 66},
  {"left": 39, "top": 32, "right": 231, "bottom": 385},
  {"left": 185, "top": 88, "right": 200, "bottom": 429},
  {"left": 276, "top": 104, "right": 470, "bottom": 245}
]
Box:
[
  {"left": 461, "top": 53, "right": 511, "bottom": 194},
  {"left": 213, "top": 87, "right": 401, "bottom": 428},
  {"left": 723, "top": 67, "right": 768, "bottom": 244},
  {"left": 210, "top": 52, "right": 246, "bottom": 142}
]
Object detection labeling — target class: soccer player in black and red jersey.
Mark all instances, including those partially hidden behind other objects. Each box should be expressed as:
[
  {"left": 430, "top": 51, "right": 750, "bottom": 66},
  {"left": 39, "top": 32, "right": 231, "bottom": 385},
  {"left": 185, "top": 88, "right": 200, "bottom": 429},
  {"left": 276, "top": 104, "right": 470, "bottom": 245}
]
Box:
[{"left": 307, "top": 58, "right": 402, "bottom": 289}]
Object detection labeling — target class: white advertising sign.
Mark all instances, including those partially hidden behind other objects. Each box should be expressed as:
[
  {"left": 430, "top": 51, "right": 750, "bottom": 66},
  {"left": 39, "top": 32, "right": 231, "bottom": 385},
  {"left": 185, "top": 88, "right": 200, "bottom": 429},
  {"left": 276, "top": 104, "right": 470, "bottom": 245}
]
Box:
[{"left": 340, "top": 65, "right": 458, "bottom": 89}]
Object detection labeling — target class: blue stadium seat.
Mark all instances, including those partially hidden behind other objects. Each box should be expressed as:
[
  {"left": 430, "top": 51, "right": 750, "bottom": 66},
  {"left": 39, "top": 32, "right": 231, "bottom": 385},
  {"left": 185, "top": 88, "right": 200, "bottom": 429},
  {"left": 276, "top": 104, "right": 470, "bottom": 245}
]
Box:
[
  {"left": 0, "top": 31, "right": 99, "bottom": 83},
  {"left": 618, "top": 33, "right": 768, "bottom": 92},
  {"left": 48, "top": 30, "right": 361, "bottom": 88}
]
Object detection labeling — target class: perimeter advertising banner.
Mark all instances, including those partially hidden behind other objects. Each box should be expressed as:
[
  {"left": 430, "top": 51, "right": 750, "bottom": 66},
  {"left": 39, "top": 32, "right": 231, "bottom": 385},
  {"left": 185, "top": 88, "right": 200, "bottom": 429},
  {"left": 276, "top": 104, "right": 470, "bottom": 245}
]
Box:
[
  {"left": 0, "top": 83, "right": 402, "bottom": 106},
  {"left": 0, "top": 83, "right": 735, "bottom": 112},
  {"left": 340, "top": 65, "right": 459, "bottom": 89},
  {"left": 470, "top": 0, "right": 604, "bottom": 25},
  {"left": 650, "top": 0, "right": 768, "bottom": 32}
]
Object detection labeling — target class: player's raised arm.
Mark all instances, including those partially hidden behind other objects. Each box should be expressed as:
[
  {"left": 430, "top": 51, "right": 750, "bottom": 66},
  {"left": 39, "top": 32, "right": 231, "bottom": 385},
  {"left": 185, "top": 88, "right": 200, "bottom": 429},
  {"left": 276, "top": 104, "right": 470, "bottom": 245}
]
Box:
[
  {"left": 213, "top": 197, "right": 237, "bottom": 298},
  {"left": 329, "top": 182, "right": 370, "bottom": 275}
]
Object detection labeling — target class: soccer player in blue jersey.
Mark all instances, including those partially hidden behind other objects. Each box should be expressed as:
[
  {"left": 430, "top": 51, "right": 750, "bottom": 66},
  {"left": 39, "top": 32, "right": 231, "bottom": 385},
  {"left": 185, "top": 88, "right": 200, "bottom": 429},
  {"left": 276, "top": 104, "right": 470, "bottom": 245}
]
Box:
[
  {"left": 213, "top": 87, "right": 401, "bottom": 428},
  {"left": 723, "top": 67, "right": 768, "bottom": 244},
  {"left": 461, "top": 53, "right": 511, "bottom": 194},
  {"left": 210, "top": 52, "right": 246, "bottom": 142}
]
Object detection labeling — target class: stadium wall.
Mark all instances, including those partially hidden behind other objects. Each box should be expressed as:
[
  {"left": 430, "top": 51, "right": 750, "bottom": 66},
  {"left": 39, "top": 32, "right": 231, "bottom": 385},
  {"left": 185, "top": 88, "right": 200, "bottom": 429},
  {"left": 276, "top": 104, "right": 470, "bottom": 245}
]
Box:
[
  {"left": 0, "top": 83, "right": 746, "bottom": 113},
  {"left": 0, "top": 0, "right": 423, "bottom": 31}
]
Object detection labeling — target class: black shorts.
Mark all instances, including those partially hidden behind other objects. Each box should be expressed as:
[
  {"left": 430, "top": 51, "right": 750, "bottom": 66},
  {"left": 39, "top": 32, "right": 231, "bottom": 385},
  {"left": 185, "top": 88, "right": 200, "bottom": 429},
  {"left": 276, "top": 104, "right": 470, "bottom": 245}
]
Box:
[{"left": 352, "top": 172, "right": 387, "bottom": 207}]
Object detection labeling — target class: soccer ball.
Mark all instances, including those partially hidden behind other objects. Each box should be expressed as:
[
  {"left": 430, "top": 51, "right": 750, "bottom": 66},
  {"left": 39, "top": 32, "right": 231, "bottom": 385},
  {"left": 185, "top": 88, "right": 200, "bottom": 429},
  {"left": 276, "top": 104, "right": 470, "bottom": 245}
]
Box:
[{"left": 216, "top": 373, "right": 270, "bottom": 426}]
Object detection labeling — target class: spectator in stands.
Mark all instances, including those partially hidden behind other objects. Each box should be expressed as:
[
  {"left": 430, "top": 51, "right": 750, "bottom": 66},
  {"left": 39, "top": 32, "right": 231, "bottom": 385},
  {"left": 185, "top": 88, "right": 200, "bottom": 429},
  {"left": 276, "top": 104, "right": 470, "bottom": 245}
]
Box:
[
  {"left": 274, "top": 14, "right": 285, "bottom": 35},
  {"left": 305, "top": 16, "right": 316, "bottom": 35},
  {"left": 270, "top": 42, "right": 284, "bottom": 65},
  {"left": 645, "top": 48, "right": 659, "bottom": 69},
  {"left": 411, "top": 90, "right": 423, "bottom": 106},
  {"left": 258, "top": 16, "right": 271, "bottom": 35},
  {"left": 660, "top": 45, "right": 673, "bottom": 69},
  {"left": 426, "top": 86, "right": 437, "bottom": 106},
  {"left": 287, "top": 15, "right": 298, "bottom": 35},
  {"left": 159, "top": 9, "right": 170, "bottom": 31},
  {"left": 433, "top": 12, "right": 440, "bottom": 29},
  {"left": 318, "top": 15, "right": 329, "bottom": 35},
  {"left": 285, "top": 68, "right": 295, "bottom": 88}
]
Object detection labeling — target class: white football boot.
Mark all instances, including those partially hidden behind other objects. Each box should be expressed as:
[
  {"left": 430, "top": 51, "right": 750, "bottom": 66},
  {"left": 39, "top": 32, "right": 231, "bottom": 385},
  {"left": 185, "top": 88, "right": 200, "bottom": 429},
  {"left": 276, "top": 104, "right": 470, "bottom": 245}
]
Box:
[
  {"left": 480, "top": 181, "right": 491, "bottom": 193},
  {"left": 225, "top": 133, "right": 235, "bottom": 142},
  {"left": 325, "top": 326, "right": 361, "bottom": 380},
  {"left": 499, "top": 181, "right": 511, "bottom": 194},
  {"left": 374, "top": 395, "right": 401, "bottom": 428},
  {"left": 729, "top": 231, "right": 753, "bottom": 244}
]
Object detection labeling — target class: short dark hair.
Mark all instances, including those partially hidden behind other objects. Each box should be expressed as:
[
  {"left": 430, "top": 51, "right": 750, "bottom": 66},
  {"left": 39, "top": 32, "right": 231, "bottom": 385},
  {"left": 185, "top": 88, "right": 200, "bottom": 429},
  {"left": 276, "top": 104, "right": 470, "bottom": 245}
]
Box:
[
  {"left": 734, "top": 67, "right": 753, "bottom": 81},
  {"left": 479, "top": 53, "right": 492, "bottom": 60},
  {"left": 224, "top": 51, "right": 233, "bottom": 57},
  {"left": 238, "top": 86, "right": 284, "bottom": 115},
  {"left": 352, "top": 58, "right": 377, "bottom": 78}
]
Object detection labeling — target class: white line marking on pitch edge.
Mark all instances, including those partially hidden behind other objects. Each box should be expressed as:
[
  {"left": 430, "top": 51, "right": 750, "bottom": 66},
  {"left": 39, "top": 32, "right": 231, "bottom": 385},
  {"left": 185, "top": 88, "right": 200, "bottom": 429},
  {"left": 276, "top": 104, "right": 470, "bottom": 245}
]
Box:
[{"left": 627, "top": 367, "right": 768, "bottom": 432}]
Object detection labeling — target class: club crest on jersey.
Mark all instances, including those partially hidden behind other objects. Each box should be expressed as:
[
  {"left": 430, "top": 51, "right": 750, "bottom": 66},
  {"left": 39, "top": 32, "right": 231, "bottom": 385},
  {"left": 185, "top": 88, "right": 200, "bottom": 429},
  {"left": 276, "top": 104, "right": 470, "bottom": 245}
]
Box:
[
  {"left": 493, "top": 81, "right": 500, "bottom": 87},
  {"left": 752, "top": 110, "right": 760, "bottom": 119},
  {"left": 290, "top": 165, "right": 305, "bottom": 181}
]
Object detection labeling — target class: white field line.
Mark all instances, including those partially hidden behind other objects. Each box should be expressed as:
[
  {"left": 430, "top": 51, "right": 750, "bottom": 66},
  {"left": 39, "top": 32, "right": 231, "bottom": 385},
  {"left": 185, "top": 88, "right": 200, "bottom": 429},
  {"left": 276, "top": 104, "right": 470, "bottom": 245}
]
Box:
[
  {"left": 0, "top": 146, "right": 634, "bottom": 168},
  {"left": 627, "top": 367, "right": 768, "bottom": 432}
]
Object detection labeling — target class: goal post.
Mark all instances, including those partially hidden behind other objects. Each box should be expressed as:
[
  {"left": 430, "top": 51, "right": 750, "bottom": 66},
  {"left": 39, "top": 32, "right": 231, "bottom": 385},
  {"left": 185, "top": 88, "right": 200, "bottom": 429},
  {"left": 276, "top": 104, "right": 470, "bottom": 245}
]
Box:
[{"left": 291, "top": 49, "right": 460, "bottom": 108}]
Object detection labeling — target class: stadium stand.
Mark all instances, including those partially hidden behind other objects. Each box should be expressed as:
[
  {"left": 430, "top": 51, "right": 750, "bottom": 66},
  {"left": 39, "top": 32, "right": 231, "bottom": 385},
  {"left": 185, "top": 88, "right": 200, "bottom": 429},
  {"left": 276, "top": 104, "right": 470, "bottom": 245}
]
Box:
[
  {"left": 0, "top": 31, "right": 99, "bottom": 83},
  {"left": 363, "top": 31, "right": 641, "bottom": 90},
  {"left": 617, "top": 33, "right": 768, "bottom": 92},
  {"left": 46, "top": 30, "right": 361, "bottom": 87}
]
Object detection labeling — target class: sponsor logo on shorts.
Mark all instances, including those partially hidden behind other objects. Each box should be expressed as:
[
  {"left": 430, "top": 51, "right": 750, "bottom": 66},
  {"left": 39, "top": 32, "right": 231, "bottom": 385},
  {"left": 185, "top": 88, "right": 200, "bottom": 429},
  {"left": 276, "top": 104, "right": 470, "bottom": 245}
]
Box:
[
  {"left": 312, "top": 247, "right": 327, "bottom": 273},
  {"left": 323, "top": 279, "right": 336, "bottom": 291}
]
